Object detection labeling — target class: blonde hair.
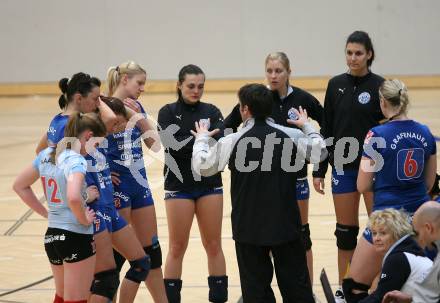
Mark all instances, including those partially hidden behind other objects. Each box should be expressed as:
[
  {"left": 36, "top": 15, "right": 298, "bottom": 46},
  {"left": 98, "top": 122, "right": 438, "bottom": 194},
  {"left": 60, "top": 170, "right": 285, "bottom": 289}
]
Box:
[
  {"left": 265, "top": 52, "right": 291, "bottom": 72},
  {"left": 368, "top": 208, "right": 413, "bottom": 242},
  {"left": 106, "top": 61, "right": 146, "bottom": 96},
  {"left": 379, "top": 79, "right": 410, "bottom": 116}
]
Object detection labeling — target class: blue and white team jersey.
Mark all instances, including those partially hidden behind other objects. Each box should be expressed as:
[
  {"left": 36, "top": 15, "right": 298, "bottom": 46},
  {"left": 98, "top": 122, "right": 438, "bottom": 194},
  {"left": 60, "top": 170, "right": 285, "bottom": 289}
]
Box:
[
  {"left": 363, "top": 120, "right": 436, "bottom": 212},
  {"left": 85, "top": 148, "right": 114, "bottom": 207},
  {"left": 106, "top": 101, "right": 150, "bottom": 187},
  {"left": 33, "top": 147, "right": 92, "bottom": 234},
  {"left": 47, "top": 114, "right": 69, "bottom": 145}
]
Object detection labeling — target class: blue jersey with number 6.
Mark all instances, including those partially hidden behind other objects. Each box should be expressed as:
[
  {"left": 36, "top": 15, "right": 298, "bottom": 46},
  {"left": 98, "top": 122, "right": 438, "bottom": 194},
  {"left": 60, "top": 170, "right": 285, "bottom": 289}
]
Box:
[{"left": 362, "top": 120, "right": 436, "bottom": 212}]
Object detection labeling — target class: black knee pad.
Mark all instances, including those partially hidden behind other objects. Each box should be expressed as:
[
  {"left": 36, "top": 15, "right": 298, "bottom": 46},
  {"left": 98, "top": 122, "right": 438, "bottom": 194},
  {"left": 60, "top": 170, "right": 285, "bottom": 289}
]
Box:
[
  {"left": 144, "top": 242, "right": 162, "bottom": 269},
  {"left": 164, "top": 278, "right": 182, "bottom": 303},
  {"left": 342, "top": 278, "right": 370, "bottom": 303},
  {"left": 208, "top": 275, "right": 228, "bottom": 303},
  {"left": 113, "top": 248, "right": 126, "bottom": 273},
  {"left": 301, "top": 223, "right": 313, "bottom": 250},
  {"left": 90, "top": 269, "right": 120, "bottom": 300},
  {"left": 334, "top": 223, "right": 359, "bottom": 250},
  {"left": 125, "top": 256, "right": 150, "bottom": 283}
]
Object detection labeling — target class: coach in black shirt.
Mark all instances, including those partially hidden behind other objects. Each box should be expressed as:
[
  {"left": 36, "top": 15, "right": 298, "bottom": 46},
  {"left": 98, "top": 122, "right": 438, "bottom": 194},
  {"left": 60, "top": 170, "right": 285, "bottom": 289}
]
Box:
[{"left": 191, "top": 83, "right": 327, "bottom": 302}]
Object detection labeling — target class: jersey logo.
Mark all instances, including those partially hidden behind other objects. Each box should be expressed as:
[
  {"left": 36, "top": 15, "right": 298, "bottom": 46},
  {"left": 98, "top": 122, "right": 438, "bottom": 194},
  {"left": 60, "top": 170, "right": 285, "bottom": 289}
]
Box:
[
  {"left": 48, "top": 126, "right": 56, "bottom": 135},
  {"left": 175, "top": 114, "right": 182, "bottom": 120},
  {"left": 381, "top": 273, "right": 387, "bottom": 279},
  {"left": 338, "top": 88, "right": 346, "bottom": 94},
  {"left": 287, "top": 108, "right": 299, "bottom": 120},
  {"left": 358, "top": 92, "right": 371, "bottom": 104}
]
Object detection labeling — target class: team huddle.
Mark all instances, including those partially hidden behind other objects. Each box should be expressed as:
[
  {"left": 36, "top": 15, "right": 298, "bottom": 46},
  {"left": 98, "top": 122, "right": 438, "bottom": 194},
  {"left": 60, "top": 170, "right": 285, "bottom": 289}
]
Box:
[{"left": 12, "top": 30, "right": 440, "bottom": 303}]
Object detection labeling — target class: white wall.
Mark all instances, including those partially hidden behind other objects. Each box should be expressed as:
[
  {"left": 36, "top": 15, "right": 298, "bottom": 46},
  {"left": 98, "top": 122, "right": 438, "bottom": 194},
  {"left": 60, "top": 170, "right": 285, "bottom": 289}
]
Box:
[{"left": 1, "top": 0, "right": 439, "bottom": 82}]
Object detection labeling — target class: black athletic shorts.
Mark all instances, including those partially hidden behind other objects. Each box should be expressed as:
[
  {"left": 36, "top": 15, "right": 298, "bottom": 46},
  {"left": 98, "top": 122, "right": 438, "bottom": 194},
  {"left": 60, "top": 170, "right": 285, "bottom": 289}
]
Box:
[{"left": 44, "top": 227, "right": 95, "bottom": 265}]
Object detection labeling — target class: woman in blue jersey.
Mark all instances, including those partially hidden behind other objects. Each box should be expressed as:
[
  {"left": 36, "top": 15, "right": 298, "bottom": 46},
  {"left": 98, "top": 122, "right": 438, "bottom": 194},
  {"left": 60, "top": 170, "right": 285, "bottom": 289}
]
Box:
[
  {"left": 37, "top": 73, "right": 154, "bottom": 303},
  {"left": 14, "top": 112, "right": 106, "bottom": 303},
  {"left": 105, "top": 61, "right": 167, "bottom": 303},
  {"left": 158, "top": 64, "right": 227, "bottom": 303},
  {"left": 341, "top": 79, "right": 437, "bottom": 302}
]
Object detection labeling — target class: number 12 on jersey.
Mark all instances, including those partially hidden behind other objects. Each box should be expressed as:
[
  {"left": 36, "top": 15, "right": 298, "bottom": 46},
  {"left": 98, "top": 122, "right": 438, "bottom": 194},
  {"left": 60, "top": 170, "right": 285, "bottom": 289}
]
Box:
[{"left": 41, "top": 176, "right": 62, "bottom": 203}]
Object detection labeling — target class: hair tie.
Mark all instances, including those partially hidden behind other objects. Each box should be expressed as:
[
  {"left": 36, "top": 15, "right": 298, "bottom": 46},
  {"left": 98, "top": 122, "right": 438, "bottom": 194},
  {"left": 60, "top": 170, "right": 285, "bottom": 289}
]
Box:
[
  {"left": 398, "top": 89, "right": 402, "bottom": 96},
  {"left": 115, "top": 66, "right": 120, "bottom": 73}
]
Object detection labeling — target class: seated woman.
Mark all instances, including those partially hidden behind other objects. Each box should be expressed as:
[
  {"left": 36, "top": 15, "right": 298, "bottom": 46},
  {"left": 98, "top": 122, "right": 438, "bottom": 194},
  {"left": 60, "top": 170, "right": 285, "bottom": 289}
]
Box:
[{"left": 357, "top": 208, "right": 432, "bottom": 303}]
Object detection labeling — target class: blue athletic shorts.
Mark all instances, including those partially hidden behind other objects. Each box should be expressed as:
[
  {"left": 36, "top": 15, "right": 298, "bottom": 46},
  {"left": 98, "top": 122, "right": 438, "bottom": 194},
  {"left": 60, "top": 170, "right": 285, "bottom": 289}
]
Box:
[
  {"left": 113, "top": 180, "right": 154, "bottom": 210},
  {"left": 164, "top": 187, "right": 223, "bottom": 201},
  {"left": 331, "top": 169, "right": 359, "bottom": 194},
  {"left": 89, "top": 203, "right": 127, "bottom": 234},
  {"left": 296, "top": 179, "right": 310, "bottom": 201}
]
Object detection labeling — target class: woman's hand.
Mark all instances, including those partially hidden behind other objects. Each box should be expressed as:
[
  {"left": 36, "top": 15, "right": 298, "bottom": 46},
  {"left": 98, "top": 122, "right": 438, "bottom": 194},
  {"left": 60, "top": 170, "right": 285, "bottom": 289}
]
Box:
[
  {"left": 86, "top": 185, "right": 100, "bottom": 203},
  {"left": 313, "top": 177, "right": 325, "bottom": 195},
  {"left": 82, "top": 206, "right": 96, "bottom": 226},
  {"left": 123, "top": 98, "right": 141, "bottom": 113},
  {"left": 190, "top": 119, "right": 220, "bottom": 138},
  {"left": 111, "top": 172, "right": 121, "bottom": 186}
]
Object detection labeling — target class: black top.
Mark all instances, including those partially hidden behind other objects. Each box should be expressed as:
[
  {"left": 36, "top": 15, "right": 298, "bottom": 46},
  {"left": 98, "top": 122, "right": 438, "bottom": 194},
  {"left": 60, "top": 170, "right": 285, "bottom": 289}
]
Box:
[
  {"left": 313, "top": 72, "right": 384, "bottom": 178},
  {"left": 359, "top": 235, "right": 426, "bottom": 303},
  {"left": 157, "top": 98, "right": 224, "bottom": 191},
  {"left": 192, "top": 118, "right": 327, "bottom": 245},
  {"left": 224, "top": 86, "right": 323, "bottom": 179}
]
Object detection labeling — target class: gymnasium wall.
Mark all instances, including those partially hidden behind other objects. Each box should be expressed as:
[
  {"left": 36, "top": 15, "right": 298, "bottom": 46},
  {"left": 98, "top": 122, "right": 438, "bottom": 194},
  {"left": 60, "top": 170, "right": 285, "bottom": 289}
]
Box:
[{"left": 1, "top": 0, "right": 439, "bottom": 83}]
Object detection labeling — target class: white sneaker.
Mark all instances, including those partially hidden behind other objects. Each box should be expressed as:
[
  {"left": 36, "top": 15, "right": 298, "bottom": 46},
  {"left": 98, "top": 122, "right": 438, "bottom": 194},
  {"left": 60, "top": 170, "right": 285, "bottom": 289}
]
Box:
[{"left": 334, "top": 287, "right": 346, "bottom": 303}]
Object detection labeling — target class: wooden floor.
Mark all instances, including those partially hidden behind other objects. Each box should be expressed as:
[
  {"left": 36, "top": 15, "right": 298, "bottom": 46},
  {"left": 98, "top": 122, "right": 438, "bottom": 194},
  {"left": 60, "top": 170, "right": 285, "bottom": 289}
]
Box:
[{"left": 0, "top": 89, "right": 439, "bottom": 302}]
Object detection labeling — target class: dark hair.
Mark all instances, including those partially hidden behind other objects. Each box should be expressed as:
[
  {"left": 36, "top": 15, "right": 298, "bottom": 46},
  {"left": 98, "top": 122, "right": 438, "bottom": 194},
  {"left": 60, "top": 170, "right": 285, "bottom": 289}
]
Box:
[
  {"left": 58, "top": 72, "right": 101, "bottom": 109},
  {"left": 346, "top": 31, "right": 375, "bottom": 67},
  {"left": 177, "top": 64, "right": 205, "bottom": 99},
  {"left": 238, "top": 84, "right": 273, "bottom": 120},
  {"left": 100, "top": 96, "right": 128, "bottom": 119}
]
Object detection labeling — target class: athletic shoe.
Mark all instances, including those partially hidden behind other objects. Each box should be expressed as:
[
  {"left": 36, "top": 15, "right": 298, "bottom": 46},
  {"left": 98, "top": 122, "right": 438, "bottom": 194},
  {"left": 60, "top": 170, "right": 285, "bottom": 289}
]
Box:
[{"left": 334, "top": 287, "right": 346, "bottom": 303}]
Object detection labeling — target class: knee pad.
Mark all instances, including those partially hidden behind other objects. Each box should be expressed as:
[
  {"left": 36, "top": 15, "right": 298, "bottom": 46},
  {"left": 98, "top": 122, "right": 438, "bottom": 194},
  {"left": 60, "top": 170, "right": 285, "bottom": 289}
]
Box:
[
  {"left": 125, "top": 256, "right": 150, "bottom": 283},
  {"left": 144, "top": 242, "right": 162, "bottom": 269},
  {"left": 164, "top": 278, "right": 182, "bottom": 303},
  {"left": 113, "top": 248, "right": 126, "bottom": 273},
  {"left": 208, "top": 275, "right": 228, "bottom": 303},
  {"left": 90, "top": 269, "right": 120, "bottom": 300},
  {"left": 335, "top": 223, "right": 359, "bottom": 250},
  {"left": 342, "top": 278, "right": 369, "bottom": 303},
  {"left": 301, "top": 223, "right": 312, "bottom": 250}
]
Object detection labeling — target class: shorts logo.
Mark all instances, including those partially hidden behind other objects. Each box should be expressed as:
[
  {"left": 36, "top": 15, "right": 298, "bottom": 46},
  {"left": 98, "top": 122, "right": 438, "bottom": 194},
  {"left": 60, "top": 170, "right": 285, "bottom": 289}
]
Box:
[
  {"left": 331, "top": 175, "right": 339, "bottom": 186},
  {"left": 91, "top": 240, "right": 96, "bottom": 253},
  {"left": 287, "top": 108, "right": 299, "bottom": 120},
  {"left": 94, "top": 218, "right": 101, "bottom": 232},
  {"left": 64, "top": 254, "right": 78, "bottom": 262},
  {"left": 358, "top": 92, "right": 371, "bottom": 104},
  {"left": 114, "top": 197, "right": 121, "bottom": 209}
]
